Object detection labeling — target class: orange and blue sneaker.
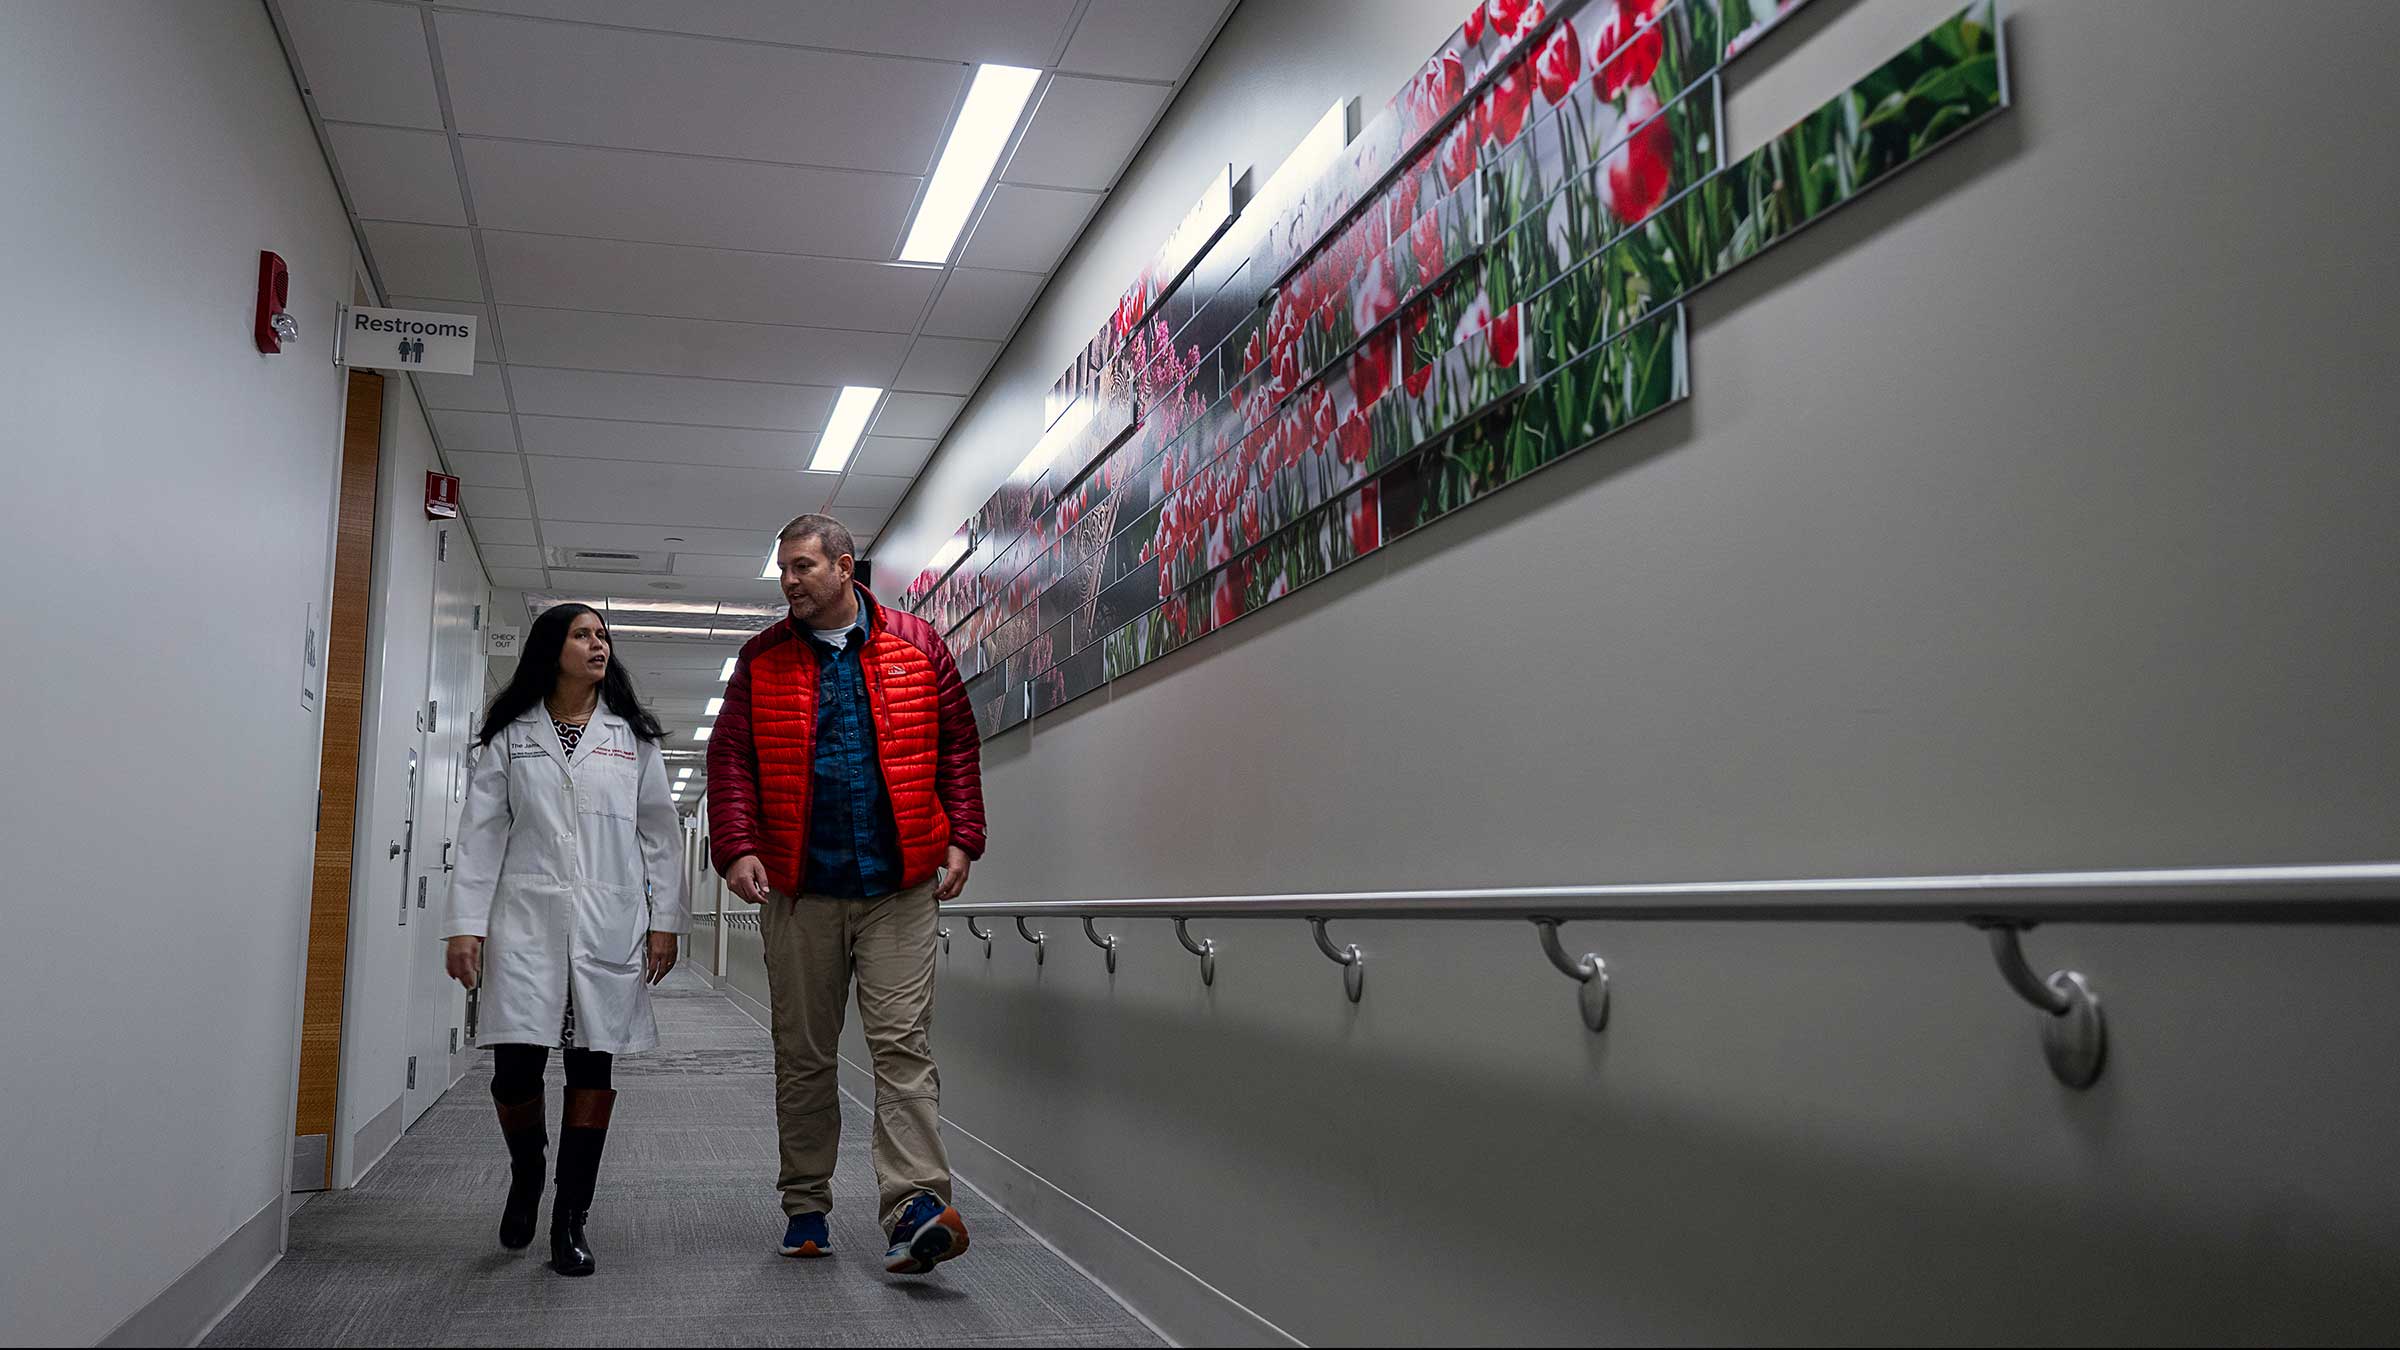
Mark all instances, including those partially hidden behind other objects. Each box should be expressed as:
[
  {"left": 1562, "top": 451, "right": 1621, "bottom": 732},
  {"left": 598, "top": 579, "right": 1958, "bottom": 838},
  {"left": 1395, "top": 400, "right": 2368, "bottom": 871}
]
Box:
[
  {"left": 779, "top": 1212, "right": 831, "bottom": 1258},
  {"left": 883, "top": 1192, "right": 968, "bottom": 1274}
]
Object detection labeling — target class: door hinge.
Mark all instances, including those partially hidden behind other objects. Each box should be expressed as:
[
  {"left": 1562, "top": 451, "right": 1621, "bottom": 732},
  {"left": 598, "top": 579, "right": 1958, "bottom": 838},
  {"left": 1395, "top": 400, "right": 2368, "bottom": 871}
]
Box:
[
  {"left": 437, "top": 529, "right": 449, "bottom": 562},
  {"left": 417, "top": 874, "right": 428, "bottom": 909},
  {"left": 406, "top": 1056, "right": 417, "bottom": 1090},
  {"left": 427, "top": 699, "right": 439, "bottom": 733},
  {"left": 449, "top": 1027, "right": 459, "bottom": 1054},
  {"left": 472, "top": 603, "right": 483, "bottom": 631}
]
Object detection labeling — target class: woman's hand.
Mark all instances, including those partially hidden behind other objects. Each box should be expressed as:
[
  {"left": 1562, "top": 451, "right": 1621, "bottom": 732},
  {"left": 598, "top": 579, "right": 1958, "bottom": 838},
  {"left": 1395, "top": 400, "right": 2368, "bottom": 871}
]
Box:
[
  {"left": 646, "top": 931, "right": 679, "bottom": 985},
  {"left": 445, "top": 935, "right": 483, "bottom": 990}
]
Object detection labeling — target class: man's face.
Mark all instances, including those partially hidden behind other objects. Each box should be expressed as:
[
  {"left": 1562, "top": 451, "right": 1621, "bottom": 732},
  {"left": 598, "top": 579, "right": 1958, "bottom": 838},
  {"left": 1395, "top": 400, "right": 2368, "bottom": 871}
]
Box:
[{"left": 776, "top": 535, "right": 851, "bottom": 624}]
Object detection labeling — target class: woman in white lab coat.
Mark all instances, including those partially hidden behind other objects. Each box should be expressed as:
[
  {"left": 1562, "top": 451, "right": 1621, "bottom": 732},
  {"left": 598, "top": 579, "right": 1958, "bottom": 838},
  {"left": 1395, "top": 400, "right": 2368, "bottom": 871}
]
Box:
[{"left": 443, "top": 601, "right": 687, "bottom": 1277}]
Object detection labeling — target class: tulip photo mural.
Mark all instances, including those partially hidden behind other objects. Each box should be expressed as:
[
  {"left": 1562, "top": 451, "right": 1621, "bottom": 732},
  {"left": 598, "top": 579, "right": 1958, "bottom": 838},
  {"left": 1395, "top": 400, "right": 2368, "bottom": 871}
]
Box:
[{"left": 900, "top": 0, "right": 2011, "bottom": 736}]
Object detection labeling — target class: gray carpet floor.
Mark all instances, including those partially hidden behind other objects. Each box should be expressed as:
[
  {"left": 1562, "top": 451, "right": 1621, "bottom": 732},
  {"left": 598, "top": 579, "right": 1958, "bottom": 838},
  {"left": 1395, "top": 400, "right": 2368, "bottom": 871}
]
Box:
[{"left": 207, "top": 968, "right": 1162, "bottom": 1347}]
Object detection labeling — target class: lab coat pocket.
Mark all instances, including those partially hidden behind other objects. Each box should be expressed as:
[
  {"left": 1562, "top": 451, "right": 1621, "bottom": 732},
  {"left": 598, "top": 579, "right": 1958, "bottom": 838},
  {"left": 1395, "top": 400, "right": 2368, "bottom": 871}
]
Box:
[{"left": 575, "top": 882, "right": 647, "bottom": 969}]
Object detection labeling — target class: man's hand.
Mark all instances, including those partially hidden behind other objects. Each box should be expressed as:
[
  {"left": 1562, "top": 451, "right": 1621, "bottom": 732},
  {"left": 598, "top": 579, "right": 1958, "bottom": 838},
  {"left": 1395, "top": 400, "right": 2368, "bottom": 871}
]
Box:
[
  {"left": 646, "top": 931, "right": 679, "bottom": 985},
  {"left": 726, "top": 855, "right": 771, "bottom": 905},
  {"left": 445, "top": 935, "right": 483, "bottom": 990},
  {"left": 933, "top": 846, "right": 972, "bottom": 903}
]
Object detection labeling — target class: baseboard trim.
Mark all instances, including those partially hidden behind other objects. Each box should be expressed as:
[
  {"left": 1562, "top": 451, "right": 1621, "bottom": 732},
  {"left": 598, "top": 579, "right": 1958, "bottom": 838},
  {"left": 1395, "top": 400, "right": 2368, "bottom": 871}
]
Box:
[
  {"left": 717, "top": 974, "right": 773, "bottom": 1030},
  {"left": 349, "top": 1091, "right": 405, "bottom": 1184},
  {"left": 719, "top": 978, "right": 1294, "bottom": 1346},
  {"left": 830, "top": 1059, "right": 1300, "bottom": 1348},
  {"left": 98, "top": 1192, "right": 283, "bottom": 1348}
]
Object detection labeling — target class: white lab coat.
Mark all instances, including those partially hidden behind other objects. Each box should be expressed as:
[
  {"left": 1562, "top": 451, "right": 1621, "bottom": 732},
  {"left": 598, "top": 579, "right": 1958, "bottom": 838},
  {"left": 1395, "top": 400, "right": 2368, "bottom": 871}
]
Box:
[{"left": 445, "top": 707, "right": 689, "bottom": 1054}]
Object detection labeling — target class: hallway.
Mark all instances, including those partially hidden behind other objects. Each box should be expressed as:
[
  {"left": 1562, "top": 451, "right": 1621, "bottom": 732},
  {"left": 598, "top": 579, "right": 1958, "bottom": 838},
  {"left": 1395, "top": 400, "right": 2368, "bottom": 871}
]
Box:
[{"left": 205, "top": 969, "right": 1158, "bottom": 1348}]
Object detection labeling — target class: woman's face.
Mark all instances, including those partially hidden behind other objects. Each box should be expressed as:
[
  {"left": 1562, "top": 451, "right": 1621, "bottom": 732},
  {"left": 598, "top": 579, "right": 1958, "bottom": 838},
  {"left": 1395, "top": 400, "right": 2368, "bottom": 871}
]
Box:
[{"left": 558, "top": 612, "right": 610, "bottom": 685}]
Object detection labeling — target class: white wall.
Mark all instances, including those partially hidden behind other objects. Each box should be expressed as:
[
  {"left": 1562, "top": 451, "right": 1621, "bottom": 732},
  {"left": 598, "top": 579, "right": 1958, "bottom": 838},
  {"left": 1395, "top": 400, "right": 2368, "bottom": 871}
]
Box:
[
  {"left": 0, "top": 4, "right": 505, "bottom": 1341},
  {"left": 0, "top": 3, "right": 364, "bottom": 1344},
  {"left": 877, "top": 0, "right": 2400, "bottom": 1342}
]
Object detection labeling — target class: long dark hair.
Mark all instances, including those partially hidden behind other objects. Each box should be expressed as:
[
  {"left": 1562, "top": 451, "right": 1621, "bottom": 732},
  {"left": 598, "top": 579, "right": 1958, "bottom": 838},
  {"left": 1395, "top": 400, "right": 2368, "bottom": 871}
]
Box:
[{"left": 476, "top": 603, "right": 668, "bottom": 746}]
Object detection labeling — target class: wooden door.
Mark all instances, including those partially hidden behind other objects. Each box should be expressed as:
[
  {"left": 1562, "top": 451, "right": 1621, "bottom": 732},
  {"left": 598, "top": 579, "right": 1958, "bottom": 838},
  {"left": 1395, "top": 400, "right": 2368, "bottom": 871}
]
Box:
[{"left": 292, "top": 370, "right": 383, "bottom": 1190}]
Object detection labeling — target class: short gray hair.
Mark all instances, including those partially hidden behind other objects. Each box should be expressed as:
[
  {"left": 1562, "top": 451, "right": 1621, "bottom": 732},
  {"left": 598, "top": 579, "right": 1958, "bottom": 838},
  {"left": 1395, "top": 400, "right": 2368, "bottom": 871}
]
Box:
[{"left": 777, "top": 513, "right": 856, "bottom": 562}]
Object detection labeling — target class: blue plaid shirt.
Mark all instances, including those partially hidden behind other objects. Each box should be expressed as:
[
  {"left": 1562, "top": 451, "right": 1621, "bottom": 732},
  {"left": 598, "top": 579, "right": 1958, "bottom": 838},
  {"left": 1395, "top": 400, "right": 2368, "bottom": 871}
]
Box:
[{"left": 799, "top": 594, "right": 900, "bottom": 898}]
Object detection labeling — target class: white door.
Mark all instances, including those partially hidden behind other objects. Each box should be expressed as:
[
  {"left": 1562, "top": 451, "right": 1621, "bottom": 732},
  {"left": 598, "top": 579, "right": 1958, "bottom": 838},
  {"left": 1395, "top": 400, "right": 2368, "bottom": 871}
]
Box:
[{"left": 403, "top": 525, "right": 479, "bottom": 1124}]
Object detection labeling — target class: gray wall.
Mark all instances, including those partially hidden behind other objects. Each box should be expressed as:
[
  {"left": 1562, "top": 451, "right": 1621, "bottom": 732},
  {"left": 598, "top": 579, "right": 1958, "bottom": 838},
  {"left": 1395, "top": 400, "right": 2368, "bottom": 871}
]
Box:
[{"left": 876, "top": 0, "right": 2400, "bottom": 1342}]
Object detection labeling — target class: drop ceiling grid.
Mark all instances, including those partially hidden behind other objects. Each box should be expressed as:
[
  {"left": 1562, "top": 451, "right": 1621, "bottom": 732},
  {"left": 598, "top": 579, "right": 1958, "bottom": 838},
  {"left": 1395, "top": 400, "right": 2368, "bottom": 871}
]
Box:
[{"left": 276, "top": 0, "right": 1234, "bottom": 737}]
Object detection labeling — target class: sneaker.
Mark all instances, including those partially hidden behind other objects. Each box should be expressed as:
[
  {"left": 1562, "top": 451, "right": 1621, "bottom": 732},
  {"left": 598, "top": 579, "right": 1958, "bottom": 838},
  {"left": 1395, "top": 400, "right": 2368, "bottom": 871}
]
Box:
[
  {"left": 883, "top": 1192, "right": 969, "bottom": 1275},
  {"left": 779, "top": 1212, "right": 832, "bottom": 1258}
]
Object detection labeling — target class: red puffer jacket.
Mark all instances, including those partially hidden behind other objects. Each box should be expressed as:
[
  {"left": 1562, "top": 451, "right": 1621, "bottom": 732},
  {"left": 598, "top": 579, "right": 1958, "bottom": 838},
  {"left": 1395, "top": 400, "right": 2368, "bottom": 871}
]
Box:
[{"left": 707, "top": 590, "right": 985, "bottom": 894}]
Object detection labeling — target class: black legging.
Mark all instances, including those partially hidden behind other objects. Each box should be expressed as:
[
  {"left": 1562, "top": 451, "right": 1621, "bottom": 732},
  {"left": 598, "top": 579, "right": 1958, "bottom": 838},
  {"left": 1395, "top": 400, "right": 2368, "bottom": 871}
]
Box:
[{"left": 490, "top": 1043, "right": 612, "bottom": 1104}]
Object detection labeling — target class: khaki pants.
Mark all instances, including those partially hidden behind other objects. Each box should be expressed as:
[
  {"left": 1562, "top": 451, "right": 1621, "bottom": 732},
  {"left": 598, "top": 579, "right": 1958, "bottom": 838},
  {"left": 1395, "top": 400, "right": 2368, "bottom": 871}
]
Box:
[{"left": 759, "top": 879, "right": 950, "bottom": 1230}]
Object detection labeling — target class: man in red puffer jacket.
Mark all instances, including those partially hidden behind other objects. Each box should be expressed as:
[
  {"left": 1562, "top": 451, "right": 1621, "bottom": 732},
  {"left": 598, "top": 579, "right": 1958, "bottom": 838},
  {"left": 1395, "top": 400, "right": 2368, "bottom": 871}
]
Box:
[{"left": 707, "top": 513, "right": 985, "bottom": 1276}]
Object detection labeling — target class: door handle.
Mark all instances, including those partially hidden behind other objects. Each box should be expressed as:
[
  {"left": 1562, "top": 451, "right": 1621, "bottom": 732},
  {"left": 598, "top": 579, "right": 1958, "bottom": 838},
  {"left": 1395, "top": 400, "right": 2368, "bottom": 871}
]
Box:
[
  {"left": 389, "top": 840, "right": 402, "bottom": 859},
  {"left": 442, "top": 839, "right": 455, "bottom": 873}
]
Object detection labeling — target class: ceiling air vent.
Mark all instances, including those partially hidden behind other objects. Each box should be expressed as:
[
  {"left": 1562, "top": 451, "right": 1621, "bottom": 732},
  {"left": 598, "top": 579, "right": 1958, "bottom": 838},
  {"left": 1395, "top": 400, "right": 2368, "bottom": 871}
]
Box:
[{"left": 547, "top": 547, "right": 667, "bottom": 574}]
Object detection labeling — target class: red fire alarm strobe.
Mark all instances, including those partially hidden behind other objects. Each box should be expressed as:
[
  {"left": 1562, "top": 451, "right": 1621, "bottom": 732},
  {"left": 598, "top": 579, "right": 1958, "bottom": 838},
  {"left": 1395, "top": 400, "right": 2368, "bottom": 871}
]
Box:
[
  {"left": 426, "top": 471, "right": 461, "bottom": 520},
  {"left": 255, "top": 251, "right": 294, "bottom": 353}
]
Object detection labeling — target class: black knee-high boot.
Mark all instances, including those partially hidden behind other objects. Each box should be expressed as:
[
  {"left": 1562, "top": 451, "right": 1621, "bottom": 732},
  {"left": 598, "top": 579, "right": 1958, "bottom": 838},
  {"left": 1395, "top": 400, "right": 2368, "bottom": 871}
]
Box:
[
  {"left": 493, "top": 1092, "right": 547, "bottom": 1249},
  {"left": 550, "top": 1087, "right": 615, "bottom": 1276}
]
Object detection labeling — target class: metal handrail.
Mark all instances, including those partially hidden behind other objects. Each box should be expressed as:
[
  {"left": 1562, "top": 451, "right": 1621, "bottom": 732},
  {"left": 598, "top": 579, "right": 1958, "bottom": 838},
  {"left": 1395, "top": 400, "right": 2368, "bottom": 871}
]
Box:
[
  {"left": 938, "top": 862, "right": 2400, "bottom": 1089},
  {"left": 938, "top": 863, "right": 2400, "bottom": 924}
]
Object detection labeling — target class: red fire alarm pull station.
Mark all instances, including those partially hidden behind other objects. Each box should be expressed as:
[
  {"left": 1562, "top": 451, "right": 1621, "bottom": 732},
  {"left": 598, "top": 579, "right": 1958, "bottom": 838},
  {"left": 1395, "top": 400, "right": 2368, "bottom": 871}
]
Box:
[
  {"left": 255, "top": 251, "right": 295, "bottom": 353},
  {"left": 426, "top": 471, "right": 460, "bottom": 520}
]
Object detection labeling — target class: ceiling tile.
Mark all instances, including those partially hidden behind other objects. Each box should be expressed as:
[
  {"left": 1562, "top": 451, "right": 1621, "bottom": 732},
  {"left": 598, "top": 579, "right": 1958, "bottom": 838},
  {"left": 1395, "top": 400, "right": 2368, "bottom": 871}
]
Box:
[
  {"left": 482, "top": 232, "right": 938, "bottom": 330},
  {"left": 548, "top": 568, "right": 782, "bottom": 602},
  {"left": 326, "top": 124, "right": 466, "bottom": 225},
  {"left": 519, "top": 416, "right": 818, "bottom": 470},
  {"left": 412, "top": 363, "right": 509, "bottom": 412},
  {"left": 467, "top": 485, "right": 534, "bottom": 517},
  {"left": 460, "top": 138, "right": 919, "bottom": 259},
  {"left": 436, "top": 0, "right": 1080, "bottom": 66},
  {"left": 387, "top": 297, "right": 504, "bottom": 358},
  {"left": 923, "top": 268, "right": 1045, "bottom": 341},
  {"left": 498, "top": 308, "right": 912, "bottom": 386},
  {"left": 362, "top": 223, "right": 483, "bottom": 301},
  {"left": 853, "top": 435, "right": 939, "bottom": 477},
  {"left": 431, "top": 409, "right": 518, "bottom": 452},
  {"left": 526, "top": 456, "right": 839, "bottom": 528},
  {"left": 279, "top": 0, "right": 445, "bottom": 129},
  {"left": 545, "top": 521, "right": 775, "bottom": 555},
  {"left": 1003, "top": 77, "right": 1173, "bottom": 191},
  {"left": 672, "top": 553, "right": 773, "bottom": 579},
  {"left": 838, "top": 507, "right": 893, "bottom": 537},
  {"left": 956, "top": 184, "right": 1103, "bottom": 272},
  {"left": 894, "top": 337, "right": 1002, "bottom": 395},
  {"left": 832, "top": 475, "right": 915, "bottom": 511},
  {"left": 469, "top": 517, "right": 540, "bottom": 546},
  {"left": 869, "top": 393, "right": 966, "bottom": 439},
  {"left": 1061, "top": 0, "right": 1234, "bottom": 81},
  {"left": 443, "top": 449, "right": 526, "bottom": 487},
  {"left": 487, "top": 566, "right": 549, "bottom": 587},
  {"left": 434, "top": 11, "right": 963, "bottom": 173},
  {"left": 507, "top": 368, "right": 833, "bottom": 430},
  {"left": 610, "top": 639, "right": 744, "bottom": 670},
  {"left": 480, "top": 543, "right": 546, "bottom": 568}
]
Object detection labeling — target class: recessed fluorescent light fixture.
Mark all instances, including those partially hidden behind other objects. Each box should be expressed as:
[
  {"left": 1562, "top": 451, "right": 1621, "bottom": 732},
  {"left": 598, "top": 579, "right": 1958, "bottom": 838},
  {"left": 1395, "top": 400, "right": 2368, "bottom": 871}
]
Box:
[
  {"left": 898, "top": 63, "right": 1043, "bottom": 264},
  {"left": 760, "top": 551, "right": 779, "bottom": 581},
  {"left": 677, "top": 768, "right": 693, "bottom": 779},
  {"left": 705, "top": 697, "right": 724, "bottom": 716},
  {"left": 692, "top": 725, "right": 712, "bottom": 741},
  {"left": 807, "top": 385, "right": 884, "bottom": 473},
  {"left": 720, "top": 657, "right": 738, "bottom": 680}
]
